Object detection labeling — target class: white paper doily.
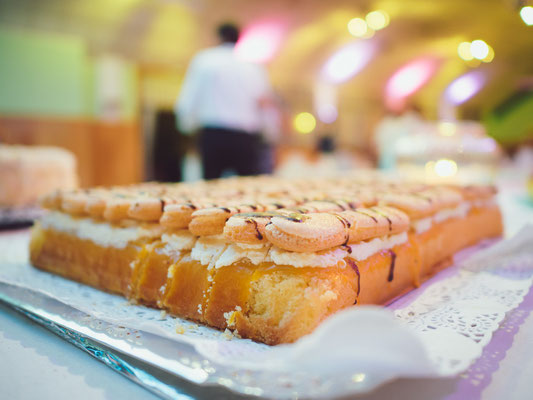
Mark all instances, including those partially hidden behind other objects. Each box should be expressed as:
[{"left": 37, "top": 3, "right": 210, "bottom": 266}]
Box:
[{"left": 1, "top": 225, "right": 533, "bottom": 399}]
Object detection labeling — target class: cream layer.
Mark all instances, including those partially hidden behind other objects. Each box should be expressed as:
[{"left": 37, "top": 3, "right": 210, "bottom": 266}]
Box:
[
  {"left": 40, "top": 211, "right": 163, "bottom": 248},
  {"left": 182, "top": 232, "right": 408, "bottom": 269},
  {"left": 411, "top": 199, "right": 496, "bottom": 234}
]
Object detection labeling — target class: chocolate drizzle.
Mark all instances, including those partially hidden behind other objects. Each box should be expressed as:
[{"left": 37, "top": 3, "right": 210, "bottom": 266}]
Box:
[
  {"left": 159, "top": 198, "right": 166, "bottom": 212},
  {"left": 355, "top": 209, "right": 378, "bottom": 223},
  {"left": 334, "top": 214, "right": 352, "bottom": 245},
  {"left": 322, "top": 199, "right": 347, "bottom": 210},
  {"left": 333, "top": 214, "right": 352, "bottom": 228},
  {"left": 412, "top": 192, "right": 433, "bottom": 203},
  {"left": 346, "top": 258, "right": 361, "bottom": 301},
  {"left": 185, "top": 203, "right": 197, "bottom": 210},
  {"left": 373, "top": 208, "right": 392, "bottom": 231},
  {"left": 245, "top": 218, "right": 263, "bottom": 240},
  {"left": 236, "top": 211, "right": 308, "bottom": 223},
  {"left": 219, "top": 207, "right": 231, "bottom": 213},
  {"left": 387, "top": 249, "right": 397, "bottom": 282}
]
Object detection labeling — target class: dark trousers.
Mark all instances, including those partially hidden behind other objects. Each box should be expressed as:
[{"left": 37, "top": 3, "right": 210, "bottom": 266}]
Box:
[{"left": 199, "top": 127, "right": 264, "bottom": 179}]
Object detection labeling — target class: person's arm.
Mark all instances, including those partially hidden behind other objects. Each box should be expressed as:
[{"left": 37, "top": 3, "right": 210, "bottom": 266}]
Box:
[{"left": 174, "top": 56, "right": 203, "bottom": 134}]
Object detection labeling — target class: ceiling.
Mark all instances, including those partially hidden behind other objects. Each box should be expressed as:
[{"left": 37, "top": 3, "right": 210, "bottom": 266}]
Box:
[{"left": 0, "top": 0, "right": 531, "bottom": 127}]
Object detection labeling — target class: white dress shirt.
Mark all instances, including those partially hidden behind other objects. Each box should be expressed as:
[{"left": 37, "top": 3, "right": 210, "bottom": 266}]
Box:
[{"left": 175, "top": 43, "right": 272, "bottom": 134}]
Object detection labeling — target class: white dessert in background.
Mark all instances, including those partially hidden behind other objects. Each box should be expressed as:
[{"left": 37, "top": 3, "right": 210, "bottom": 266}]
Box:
[{"left": 0, "top": 144, "right": 78, "bottom": 208}]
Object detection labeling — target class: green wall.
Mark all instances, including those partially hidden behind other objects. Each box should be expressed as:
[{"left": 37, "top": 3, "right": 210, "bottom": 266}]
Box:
[
  {"left": 0, "top": 28, "right": 138, "bottom": 120},
  {"left": 0, "top": 28, "right": 88, "bottom": 116}
]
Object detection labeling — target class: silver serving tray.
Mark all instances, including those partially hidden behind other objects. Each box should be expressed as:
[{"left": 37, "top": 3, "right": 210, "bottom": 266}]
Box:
[{"left": 0, "top": 281, "right": 263, "bottom": 399}]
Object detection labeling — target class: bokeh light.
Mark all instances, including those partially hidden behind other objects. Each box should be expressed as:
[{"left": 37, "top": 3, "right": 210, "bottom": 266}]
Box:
[
  {"left": 444, "top": 70, "right": 486, "bottom": 105},
  {"left": 433, "top": 159, "right": 458, "bottom": 177},
  {"left": 366, "top": 10, "right": 390, "bottom": 30},
  {"left": 457, "top": 42, "right": 473, "bottom": 61},
  {"left": 470, "top": 40, "right": 489, "bottom": 60},
  {"left": 293, "top": 112, "right": 316, "bottom": 134},
  {"left": 457, "top": 40, "right": 494, "bottom": 64},
  {"left": 234, "top": 21, "right": 285, "bottom": 63},
  {"left": 347, "top": 18, "right": 368, "bottom": 37},
  {"left": 385, "top": 56, "right": 440, "bottom": 110},
  {"left": 321, "top": 40, "right": 376, "bottom": 84},
  {"left": 438, "top": 121, "right": 457, "bottom": 137},
  {"left": 520, "top": 6, "right": 533, "bottom": 26}
]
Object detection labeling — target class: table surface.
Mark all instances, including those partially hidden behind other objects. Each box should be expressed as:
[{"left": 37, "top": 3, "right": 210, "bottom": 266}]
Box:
[{"left": 2, "top": 181, "right": 533, "bottom": 400}]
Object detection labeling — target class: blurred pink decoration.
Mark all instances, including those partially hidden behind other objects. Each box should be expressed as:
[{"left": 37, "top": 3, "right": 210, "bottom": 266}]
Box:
[{"left": 385, "top": 56, "right": 440, "bottom": 110}]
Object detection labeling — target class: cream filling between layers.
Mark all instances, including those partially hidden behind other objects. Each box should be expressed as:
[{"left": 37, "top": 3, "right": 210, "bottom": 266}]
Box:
[
  {"left": 161, "top": 230, "right": 197, "bottom": 251},
  {"left": 190, "top": 235, "right": 228, "bottom": 268},
  {"left": 347, "top": 232, "right": 408, "bottom": 261},
  {"left": 411, "top": 198, "right": 496, "bottom": 234},
  {"left": 189, "top": 232, "right": 411, "bottom": 269},
  {"left": 40, "top": 211, "right": 163, "bottom": 249},
  {"left": 215, "top": 243, "right": 272, "bottom": 269},
  {"left": 268, "top": 246, "right": 348, "bottom": 268}
]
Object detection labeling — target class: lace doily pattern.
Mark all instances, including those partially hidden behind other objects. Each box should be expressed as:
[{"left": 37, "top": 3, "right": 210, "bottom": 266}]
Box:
[{"left": 1, "top": 226, "right": 532, "bottom": 398}]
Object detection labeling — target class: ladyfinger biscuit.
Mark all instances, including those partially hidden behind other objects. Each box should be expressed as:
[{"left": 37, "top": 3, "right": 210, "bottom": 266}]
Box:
[
  {"left": 85, "top": 194, "right": 107, "bottom": 218},
  {"left": 61, "top": 191, "right": 90, "bottom": 215},
  {"left": 128, "top": 197, "right": 175, "bottom": 222},
  {"left": 447, "top": 184, "right": 497, "bottom": 201},
  {"left": 160, "top": 201, "right": 215, "bottom": 229},
  {"left": 223, "top": 213, "right": 274, "bottom": 244},
  {"left": 40, "top": 189, "right": 63, "bottom": 210},
  {"left": 377, "top": 193, "right": 437, "bottom": 219},
  {"left": 103, "top": 196, "right": 136, "bottom": 221},
  {"left": 189, "top": 205, "right": 265, "bottom": 236},
  {"left": 222, "top": 199, "right": 364, "bottom": 245},
  {"left": 264, "top": 206, "right": 409, "bottom": 252}
]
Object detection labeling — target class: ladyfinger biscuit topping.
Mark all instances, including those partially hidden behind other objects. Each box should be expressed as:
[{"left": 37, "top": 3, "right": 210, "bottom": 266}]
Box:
[
  {"left": 264, "top": 206, "right": 409, "bottom": 253},
  {"left": 36, "top": 177, "right": 499, "bottom": 256},
  {"left": 265, "top": 213, "right": 346, "bottom": 252}
]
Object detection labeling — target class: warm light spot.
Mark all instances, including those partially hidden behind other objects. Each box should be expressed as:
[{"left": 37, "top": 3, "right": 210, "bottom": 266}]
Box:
[
  {"left": 321, "top": 40, "right": 376, "bottom": 84},
  {"left": 444, "top": 70, "right": 486, "bottom": 105},
  {"left": 234, "top": 21, "right": 285, "bottom": 63},
  {"left": 520, "top": 6, "right": 533, "bottom": 26},
  {"left": 347, "top": 18, "right": 368, "bottom": 37},
  {"left": 470, "top": 40, "right": 489, "bottom": 60},
  {"left": 438, "top": 121, "right": 457, "bottom": 137},
  {"left": 457, "top": 42, "right": 473, "bottom": 61},
  {"left": 458, "top": 40, "right": 494, "bottom": 64},
  {"left": 433, "top": 159, "right": 458, "bottom": 177},
  {"left": 385, "top": 56, "right": 440, "bottom": 110},
  {"left": 293, "top": 112, "right": 316, "bottom": 134},
  {"left": 366, "top": 10, "right": 390, "bottom": 30}
]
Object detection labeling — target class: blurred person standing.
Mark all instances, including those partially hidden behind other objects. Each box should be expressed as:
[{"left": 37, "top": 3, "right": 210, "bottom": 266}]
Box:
[{"left": 175, "top": 23, "right": 276, "bottom": 179}]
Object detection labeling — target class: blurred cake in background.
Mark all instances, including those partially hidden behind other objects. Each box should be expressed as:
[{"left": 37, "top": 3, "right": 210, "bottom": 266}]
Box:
[
  {"left": 0, "top": 144, "right": 78, "bottom": 227},
  {"left": 394, "top": 120, "right": 502, "bottom": 184}
]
